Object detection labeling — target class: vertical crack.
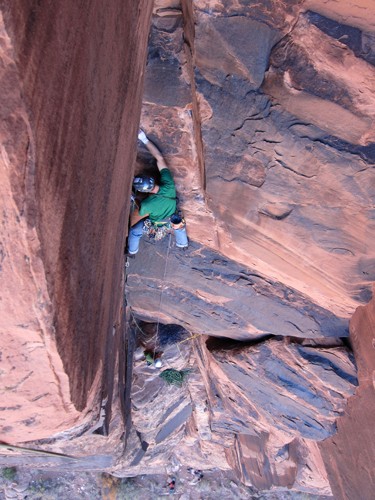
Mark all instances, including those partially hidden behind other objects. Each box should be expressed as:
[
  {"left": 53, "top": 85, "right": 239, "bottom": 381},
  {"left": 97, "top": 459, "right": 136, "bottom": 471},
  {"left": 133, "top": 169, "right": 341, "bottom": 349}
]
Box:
[{"left": 181, "top": 0, "right": 206, "bottom": 192}]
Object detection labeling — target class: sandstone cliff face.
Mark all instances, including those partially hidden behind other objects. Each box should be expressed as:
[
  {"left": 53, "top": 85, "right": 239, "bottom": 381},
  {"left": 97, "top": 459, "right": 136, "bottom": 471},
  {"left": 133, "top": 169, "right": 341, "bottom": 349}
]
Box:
[
  {"left": 0, "top": 1, "right": 152, "bottom": 442},
  {"left": 320, "top": 286, "right": 375, "bottom": 499},
  {"left": 136, "top": 0, "right": 374, "bottom": 323},
  {"left": 1, "top": 0, "right": 374, "bottom": 498},
  {"left": 125, "top": 0, "right": 375, "bottom": 497}
]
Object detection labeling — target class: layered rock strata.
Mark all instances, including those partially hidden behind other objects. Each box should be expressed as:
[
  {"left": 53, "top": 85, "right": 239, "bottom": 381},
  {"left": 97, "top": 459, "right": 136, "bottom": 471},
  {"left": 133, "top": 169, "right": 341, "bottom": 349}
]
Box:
[
  {"left": 113, "top": 315, "right": 355, "bottom": 496},
  {"left": 141, "top": 0, "right": 374, "bottom": 322},
  {"left": 0, "top": 0, "right": 374, "bottom": 498},
  {"left": 126, "top": 0, "right": 375, "bottom": 496},
  {"left": 127, "top": 240, "right": 349, "bottom": 340},
  {"left": 125, "top": 239, "right": 358, "bottom": 494}
]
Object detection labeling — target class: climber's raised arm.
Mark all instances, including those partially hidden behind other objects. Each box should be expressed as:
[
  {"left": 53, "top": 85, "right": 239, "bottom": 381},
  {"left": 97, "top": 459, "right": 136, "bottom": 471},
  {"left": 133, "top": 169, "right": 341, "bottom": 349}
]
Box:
[
  {"left": 138, "top": 129, "right": 168, "bottom": 171},
  {"left": 127, "top": 130, "right": 188, "bottom": 255}
]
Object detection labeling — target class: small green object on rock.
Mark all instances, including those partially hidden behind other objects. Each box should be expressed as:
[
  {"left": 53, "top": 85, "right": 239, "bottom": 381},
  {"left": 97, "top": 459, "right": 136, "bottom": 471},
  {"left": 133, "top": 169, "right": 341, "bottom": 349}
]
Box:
[
  {"left": 1, "top": 467, "right": 17, "bottom": 481},
  {"left": 159, "top": 368, "right": 190, "bottom": 386},
  {"left": 144, "top": 352, "right": 155, "bottom": 365}
]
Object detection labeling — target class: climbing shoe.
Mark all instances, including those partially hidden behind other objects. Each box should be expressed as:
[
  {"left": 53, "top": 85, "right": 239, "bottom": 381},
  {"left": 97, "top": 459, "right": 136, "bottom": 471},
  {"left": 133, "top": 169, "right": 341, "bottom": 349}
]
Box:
[{"left": 125, "top": 252, "right": 136, "bottom": 259}]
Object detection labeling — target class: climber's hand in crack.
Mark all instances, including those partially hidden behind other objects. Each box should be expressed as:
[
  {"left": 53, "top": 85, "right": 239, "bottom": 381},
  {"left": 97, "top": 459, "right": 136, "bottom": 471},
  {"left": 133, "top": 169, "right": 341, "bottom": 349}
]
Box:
[
  {"left": 138, "top": 129, "right": 148, "bottom": 144},
  {"left": 138, "top": 129, "right": 168, "bottom": 171}
]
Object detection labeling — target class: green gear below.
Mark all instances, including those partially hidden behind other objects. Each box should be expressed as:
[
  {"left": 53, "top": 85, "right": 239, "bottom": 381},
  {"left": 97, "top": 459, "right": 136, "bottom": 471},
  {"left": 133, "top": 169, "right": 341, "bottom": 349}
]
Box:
[{"left": 159, "top": 368, "right": 190, "bottom": 387}]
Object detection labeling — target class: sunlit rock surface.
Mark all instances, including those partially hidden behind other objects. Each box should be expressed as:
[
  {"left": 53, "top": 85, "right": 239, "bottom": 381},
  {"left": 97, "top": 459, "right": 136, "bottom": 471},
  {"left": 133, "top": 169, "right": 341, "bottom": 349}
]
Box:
[
  {"left": 1, "top": 0, "right": 374, "bottom": 498},
  {"left": 139, "top": 0, "right": 374, "bottom": 323},
  {"left": 126, "top": 0, "right": 375, "bottom": 496},
  {"left": 136, "top": 0, "right": 375, "bottom": 330}
]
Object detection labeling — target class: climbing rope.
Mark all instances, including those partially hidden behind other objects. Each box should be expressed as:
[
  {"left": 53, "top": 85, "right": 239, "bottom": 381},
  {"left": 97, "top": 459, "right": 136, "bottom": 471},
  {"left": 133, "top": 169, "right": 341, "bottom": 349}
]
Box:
[
  {"left": 0, "top": 442, "right": 78, "bottom": 460},
  {"left": 126, "top": 221, "right": 194, "bottom": 368},
  {"left": 129, "top": 228, "right": 200, "bottom": 371},
  {"left": 153, "top": 231, "right": 173, "bottom": 361}
]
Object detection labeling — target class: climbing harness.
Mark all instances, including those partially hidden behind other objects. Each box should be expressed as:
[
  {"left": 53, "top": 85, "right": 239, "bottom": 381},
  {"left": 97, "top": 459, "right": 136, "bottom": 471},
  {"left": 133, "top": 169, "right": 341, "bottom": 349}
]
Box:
[
  {"left": 143, "top": 218, "right": 172, "bottom": 241},
  {"left": 142, "top": 212, "right": 186, "bottom": 242}
]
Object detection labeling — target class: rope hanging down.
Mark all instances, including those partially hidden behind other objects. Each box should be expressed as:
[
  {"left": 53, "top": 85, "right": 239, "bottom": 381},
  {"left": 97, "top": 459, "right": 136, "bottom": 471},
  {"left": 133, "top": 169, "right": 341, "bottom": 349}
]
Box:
[
  {"left": 129, "top": 233, "right": 193, "bottom": 368},
  {"left": 153, "top": 231, "right": 173, "bottom": 361}
]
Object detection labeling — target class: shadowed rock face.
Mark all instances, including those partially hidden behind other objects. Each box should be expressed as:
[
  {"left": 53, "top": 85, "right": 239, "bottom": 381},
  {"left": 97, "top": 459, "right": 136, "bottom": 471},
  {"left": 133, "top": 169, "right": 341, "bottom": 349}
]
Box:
[
  {"left": 207, "top": 341, "right": 357, "bottom": 441},
  {"left": 115, "top": 315, "right": 355, "bottom": 495},
  {"left": 125, "top": 241, "right": 357, "bottom": 494},
  {"left": 0, "top": 1, "right": 153, "bottom": 441},
  {"left": 320, "top": 287, "right": 375, "bottom": 499}
]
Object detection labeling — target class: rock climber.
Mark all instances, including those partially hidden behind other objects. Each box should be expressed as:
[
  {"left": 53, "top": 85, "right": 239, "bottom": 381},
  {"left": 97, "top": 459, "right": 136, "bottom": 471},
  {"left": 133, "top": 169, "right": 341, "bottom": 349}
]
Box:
[{"left": 127, "top": 130, "right": 188, "bottom": 256}]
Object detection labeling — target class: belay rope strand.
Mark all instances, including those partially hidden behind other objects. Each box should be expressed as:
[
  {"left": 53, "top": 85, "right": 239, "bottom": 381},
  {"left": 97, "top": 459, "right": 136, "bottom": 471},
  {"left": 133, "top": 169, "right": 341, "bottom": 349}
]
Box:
[
  {"left": 126, "top": 232, "right": 175, "bottom": 368},
  {"left": 126, "top": 216, "right": 191, "bottom": 366},
  {"left": 153, "top": 231, "right": 172, "bottom": 362}
]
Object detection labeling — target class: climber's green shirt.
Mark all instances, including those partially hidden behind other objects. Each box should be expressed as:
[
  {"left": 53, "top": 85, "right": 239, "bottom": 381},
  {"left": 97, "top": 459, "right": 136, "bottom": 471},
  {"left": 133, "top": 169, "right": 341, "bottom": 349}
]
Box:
[{"left": 139, "top": 169, "right": 176, "bottom": 223}]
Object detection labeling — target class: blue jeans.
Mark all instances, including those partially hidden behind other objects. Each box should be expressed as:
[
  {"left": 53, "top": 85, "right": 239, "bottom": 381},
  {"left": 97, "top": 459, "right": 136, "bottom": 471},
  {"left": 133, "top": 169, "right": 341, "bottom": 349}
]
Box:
[{"left": 128, "top": 219, "right": 188, "bottom": 255}]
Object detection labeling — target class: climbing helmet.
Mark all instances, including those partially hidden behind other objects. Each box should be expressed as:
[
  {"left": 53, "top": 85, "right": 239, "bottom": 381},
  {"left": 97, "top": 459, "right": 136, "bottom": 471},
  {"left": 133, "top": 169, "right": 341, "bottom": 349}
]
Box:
[{"left": 133, "top": 175, "right": 155, "bottom": 192}]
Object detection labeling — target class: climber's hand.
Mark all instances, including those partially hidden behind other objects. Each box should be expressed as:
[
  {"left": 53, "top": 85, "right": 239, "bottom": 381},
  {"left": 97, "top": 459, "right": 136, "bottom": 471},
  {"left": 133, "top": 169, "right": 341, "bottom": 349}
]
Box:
[{"left": 138, "top": 129, "right": 149, "bottom": 144}]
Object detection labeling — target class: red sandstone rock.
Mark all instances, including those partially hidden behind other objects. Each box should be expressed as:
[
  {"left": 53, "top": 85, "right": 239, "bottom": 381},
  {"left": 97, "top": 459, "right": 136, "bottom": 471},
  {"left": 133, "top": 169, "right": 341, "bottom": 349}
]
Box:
[
  {"left": 1, "top": 0, "right": 375, "bottom": 498},
  {"left": 0, "top": 7, "right": 79, "bottom": 442},
  {"left": 320, "top": 287, "right": 375, "bottom": 499},
  {"left": 136, "top": 0, "right": 374, "bottom": 324},
  {"left": 305, "top": 0, "right": 375, "bottom": 33},
  {"left": 264, "top": 15, "right": 375, "bottom": 145},
  {"left": 126, "top": 1, "right": 375, "bottom": 496},
  {"left": 0, "top": 0, "right": 153, "bottom": 442}
]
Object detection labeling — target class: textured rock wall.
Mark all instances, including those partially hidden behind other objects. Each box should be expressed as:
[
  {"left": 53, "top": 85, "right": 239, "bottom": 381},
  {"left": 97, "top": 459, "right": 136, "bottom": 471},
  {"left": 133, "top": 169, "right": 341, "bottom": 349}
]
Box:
[
  {"left": 128, "top": 242, "right": 348, "bottom": 340},
  {"left": 126, "top": 235, "right": 358, "bottom": 495},
  {"left": 130, "top": 0, "right": 375, "bottom": 345},
  {"left": 125, "top": 0, "right": 375, "bottom": 497},
  {"left": 136, "top": 0, "right": 375, "bottom": 325},
  {"left": 114, "top": 317, "right": 354, "bottom": 496},
  {"left": 0, "top": 0, "right": 374, "bottom": 497},
  {"left": 0, "top": 8, "right": 80, "bottom": 441},
  {"left": 320, "top": 286, "right": 375, "bottom": 499},
  {"left": 0, "top": 1, "right": 152, "bottom": 442}
]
